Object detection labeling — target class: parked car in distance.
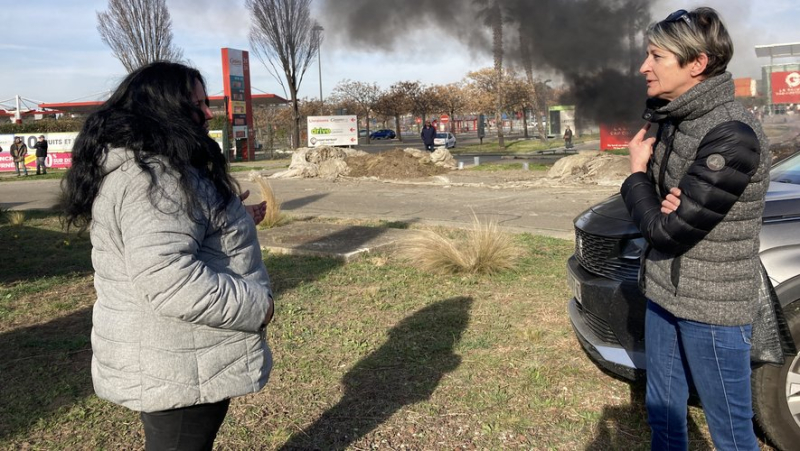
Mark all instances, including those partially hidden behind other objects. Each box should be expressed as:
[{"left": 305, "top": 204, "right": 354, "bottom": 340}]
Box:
[
  {"left": 369, "top": 129, "right": 396, "bottom": 140},
  {"left": 567, "top": 150, "right": 800, "bottom": 451},
  {"left": 434, "top": 132, "right": 456, "bottom": 149},
  {"left": 359, "top": 129, "right": 369, "bottom": 138}
]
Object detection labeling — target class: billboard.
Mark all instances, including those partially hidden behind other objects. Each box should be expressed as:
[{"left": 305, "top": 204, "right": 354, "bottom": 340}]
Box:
[
  {"left": 222, "top": 48, "right": 255, "bottom": 160},
  {"left": 307, "top": 116, "right": 358, "bottom": 147},
  {"left": 771, "top": 71, "right": 800, "bottom": 104},
  {"left": 599, "top": 124, "right": 633, "bottom": 151},
  {"left": 0, "top": 132, "right": 78, "bottom": 171}
]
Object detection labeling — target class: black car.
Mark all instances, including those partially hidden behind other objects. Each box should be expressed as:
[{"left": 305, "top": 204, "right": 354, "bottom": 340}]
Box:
[{"left": 567, "top": 151, "right": 800, "bottom": 450}]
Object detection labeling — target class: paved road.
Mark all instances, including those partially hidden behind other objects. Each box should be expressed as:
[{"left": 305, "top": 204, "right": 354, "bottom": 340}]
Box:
[{"left": 0, "top": 168, "right": 618, "bottom": 240}]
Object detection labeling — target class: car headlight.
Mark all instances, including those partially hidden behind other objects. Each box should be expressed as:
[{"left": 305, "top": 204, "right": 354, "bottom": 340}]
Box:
[{"left": 619, "top": 237, "right": 646, "bottom": 260}]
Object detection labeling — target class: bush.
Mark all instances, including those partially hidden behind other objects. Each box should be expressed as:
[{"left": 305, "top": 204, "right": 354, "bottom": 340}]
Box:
[
  {"left": 398, "top": 214, "right": 521, "bottom": 274},
  {"left": 0, "top": 118, "right": 85, "bottom": 134}
]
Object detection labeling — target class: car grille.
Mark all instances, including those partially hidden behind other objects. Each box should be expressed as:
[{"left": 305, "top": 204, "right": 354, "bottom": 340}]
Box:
[
  {"left": 575, "top": 300, "right": 619, "bottom": 344},
  {"left": 575, "top": 229, "right": 639, "bottom": 282}
]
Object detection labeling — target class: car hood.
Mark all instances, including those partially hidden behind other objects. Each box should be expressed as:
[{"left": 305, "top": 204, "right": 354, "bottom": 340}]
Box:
[
  {"left": 575, "top": 182, "right": 800, "bottom": 238},
  {"left": 574, "top": 194, "right": 640, "bottom": 238},
  {"left": 764, "top": 181, "right": 800, "bottom": 220}
]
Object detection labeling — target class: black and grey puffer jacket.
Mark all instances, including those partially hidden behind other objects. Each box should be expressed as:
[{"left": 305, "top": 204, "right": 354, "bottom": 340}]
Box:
[{"left": 620, "top": 72, "right": 770, "bottom": 326}]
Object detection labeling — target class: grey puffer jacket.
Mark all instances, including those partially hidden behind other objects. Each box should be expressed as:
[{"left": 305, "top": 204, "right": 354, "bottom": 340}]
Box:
[
  {"left": 90, "top": 149, "right": 273, "bottom": 412},
  {"left": 620, "top": 73, "right": 770, "bottom": 326}
]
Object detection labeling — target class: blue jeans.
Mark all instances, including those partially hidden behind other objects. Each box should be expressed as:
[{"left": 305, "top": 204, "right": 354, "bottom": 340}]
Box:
[{"left": 645, "top": 300, "right": 758, "bottom": 450}]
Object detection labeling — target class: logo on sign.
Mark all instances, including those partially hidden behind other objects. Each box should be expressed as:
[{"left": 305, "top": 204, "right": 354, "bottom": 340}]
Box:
[
  {"left": 787, "top": 72, "right": 800, "bottom": 88},
  {"left": 229, "top": 58, "right": 243, "bottom": 66}
]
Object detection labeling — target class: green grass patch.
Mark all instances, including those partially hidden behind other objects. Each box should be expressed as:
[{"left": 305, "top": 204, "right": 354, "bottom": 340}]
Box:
[
  {"left": 468, "top": 162, "right": 549, "bottom": 172},
  {"left": 0, "top": 216, "right": 730, "bottom": 450},
  {"left": 0, "top": 170, "right": 67, "bottom": 182}
]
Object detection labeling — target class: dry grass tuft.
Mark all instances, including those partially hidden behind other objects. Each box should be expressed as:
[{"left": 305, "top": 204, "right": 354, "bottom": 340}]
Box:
[
  {"left": 249, "top": 171, "right": 287, "bottom": 228},
  {"left": 8, "top": 211, "right": 26, "bottom": 226},
  {"left": 398, "top": 214, "right": 521, "bottom": 274}
]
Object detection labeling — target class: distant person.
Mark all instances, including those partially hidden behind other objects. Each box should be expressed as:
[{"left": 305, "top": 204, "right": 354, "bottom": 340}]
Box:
[
  {"left": 10, "top": 137, "right": 27, "bottom": 176},
  {"left": 421, "top": 121, "right": 436, "bottom": 151},
  {"left": 61, "top": 61, "right": 274, "bottom": 450},
  {"left": 622, "top": 8, "right": 774, "bottom": 450},
  {"left": 563, "top": 126, "right": 573, "bottom": 148},
  {"left": 34, "top": 135, "right": 48, "bottom": 175}
]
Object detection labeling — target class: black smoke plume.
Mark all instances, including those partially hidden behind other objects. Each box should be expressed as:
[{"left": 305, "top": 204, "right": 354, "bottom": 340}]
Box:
[{"left": 319, "top": 0, "right": 656, "bottom": 125}]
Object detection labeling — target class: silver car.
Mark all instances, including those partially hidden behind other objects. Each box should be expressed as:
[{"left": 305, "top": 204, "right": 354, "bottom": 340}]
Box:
[{"left": 567, "top": 150, "right": 800, "bottom": 450}]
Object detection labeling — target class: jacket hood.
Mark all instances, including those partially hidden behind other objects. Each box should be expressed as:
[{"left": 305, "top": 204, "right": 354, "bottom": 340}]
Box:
[
  {"left": 100, "top": 148, "right": 135, "bottom": 176},
  {"left": 642, "top": 72, "right": 734, "bottom": 123}
]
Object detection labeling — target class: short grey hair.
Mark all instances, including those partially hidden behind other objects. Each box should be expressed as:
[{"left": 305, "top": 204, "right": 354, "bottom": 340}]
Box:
[{"left": 646, "top": 7, "right": 733, "bottom": 78}]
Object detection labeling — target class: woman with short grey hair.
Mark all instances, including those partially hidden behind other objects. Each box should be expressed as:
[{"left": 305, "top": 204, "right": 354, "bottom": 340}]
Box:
[{"left": 622, "top": 7, "right": 768, "bottom": 450}]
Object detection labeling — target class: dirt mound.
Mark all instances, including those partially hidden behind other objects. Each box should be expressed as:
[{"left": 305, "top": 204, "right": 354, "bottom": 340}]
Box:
[
  {"left": 546, "top": 152, "right": 630, "bottom": 186},
  {"left": 347, "top": 148, "right": 451, "bottom": 179}
]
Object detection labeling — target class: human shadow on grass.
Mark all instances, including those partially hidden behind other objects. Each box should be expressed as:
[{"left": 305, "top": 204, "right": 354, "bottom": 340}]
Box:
[
  {"left": 280, "top": 193, "right": 330, "bottom": 211},
  {"left": 0, "top": 212, "right": 93, "bottom": 284},
  {"left": 279, "top": 296, "right": 473, "bottom": 450},
  {"left": 0, "top": 306, "right": 94, "bottom": 440},
  {"left": 585, "top": 381, "right": 713, "bottom": 450}
]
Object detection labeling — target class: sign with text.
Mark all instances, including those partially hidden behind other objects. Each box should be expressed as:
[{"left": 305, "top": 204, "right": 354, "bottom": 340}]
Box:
[
  {"left": 307, "top": 115, "right": 358, "bottom": 147},
  {"left": 0, "top": 132, "right": 78, "bottom": 171},
  {"left": 771, "top": 71, "right": 800, "bottom": 104},
  {"left": 599, "top": 124, "right": 633, "bottom": 151},
  {"left": 222, "top": 48, "right": 254, "bottom": 159}
]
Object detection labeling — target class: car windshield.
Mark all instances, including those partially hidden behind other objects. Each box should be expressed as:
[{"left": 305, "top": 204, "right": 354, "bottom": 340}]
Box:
[
  {"left": 771, "top": 151, "right": 800, "bottom": 185},
  {"left": 436, "top": 133, "right": 447, "bottom": 138}
]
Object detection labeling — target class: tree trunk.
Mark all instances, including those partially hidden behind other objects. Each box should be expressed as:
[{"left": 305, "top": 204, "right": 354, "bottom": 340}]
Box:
[
  {"left": 522, "top": 108, "right": 529, "bottom": 139},
  {"left": 290, "top": 85, "right": 300, "bottom": 149},
  {"left": 365, "top": 112, "right": 371, "bottom": 144},
  {"left": 395, "top": 114, "right": 402, "bottom": 142}
]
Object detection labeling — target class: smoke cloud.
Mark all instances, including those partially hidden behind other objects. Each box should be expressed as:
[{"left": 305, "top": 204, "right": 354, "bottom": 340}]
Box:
[{"left": 319, "top": 0, "right": 656, "bottom": 125}]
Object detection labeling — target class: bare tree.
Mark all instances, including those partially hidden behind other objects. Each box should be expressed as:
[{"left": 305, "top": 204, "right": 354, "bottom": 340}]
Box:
[
  {"left": 433, "top": 83, "right": 469, "bottom": 134},
  {"left": 97, "top": 0, "right": 183, "bottom": 73},
  {"left": 374, "top": 84, "right": 410, "bottom": 142},
  {"left": 247, "top": 0, "right": 321, "bottom": 149},
  {"left": 331, "top": 80, "right": 381, "bottom": 143}
]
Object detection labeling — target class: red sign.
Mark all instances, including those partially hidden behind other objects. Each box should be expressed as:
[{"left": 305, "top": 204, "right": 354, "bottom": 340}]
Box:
[
  {"left": 771, "top": 71, "right": 800, "bottom": 104},
  {"left": 440, "top": 114, "right": 450, "bottom": 123},
  {"left": 599, "top": 124, "right": 634, "bottom": 151}
]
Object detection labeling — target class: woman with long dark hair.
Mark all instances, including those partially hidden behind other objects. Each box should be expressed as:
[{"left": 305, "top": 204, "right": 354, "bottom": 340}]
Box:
[{"left": 62, "top": 61, "right": 274, "bottom": 450}]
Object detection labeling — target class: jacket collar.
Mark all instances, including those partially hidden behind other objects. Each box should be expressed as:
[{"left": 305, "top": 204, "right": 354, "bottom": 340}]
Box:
[{"left": 642, "top": 72, "right": 734, "bottom": 123}]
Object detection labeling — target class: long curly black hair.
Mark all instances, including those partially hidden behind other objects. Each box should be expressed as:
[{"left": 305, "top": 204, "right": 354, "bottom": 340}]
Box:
[{"left": 62, "top": 61, "right": 238, "bottom": 231}]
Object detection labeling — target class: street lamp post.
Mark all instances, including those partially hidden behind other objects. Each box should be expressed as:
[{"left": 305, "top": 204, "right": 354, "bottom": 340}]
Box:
[{"left": 313, "top": 25, "right": 324, "bottom": 104}]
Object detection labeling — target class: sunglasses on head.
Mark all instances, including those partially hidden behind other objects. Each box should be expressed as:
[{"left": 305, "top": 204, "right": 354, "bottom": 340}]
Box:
[{"left": 665, "top": 9, "right": 692, "bottom": 27}]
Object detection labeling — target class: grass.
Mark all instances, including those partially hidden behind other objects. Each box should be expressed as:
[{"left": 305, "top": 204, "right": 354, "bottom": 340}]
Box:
[
  {"left": 7, "top": 211, "right": 26, "bottom": 226},
  {"left": 0, "top": 212, "right": 759, "bottom": 450},
  {"left": 398, "top": 214, "right": 521, "bottom": 274},
  {"left": 0, "top": 170, "right": 67, "bottom": 182},
  {"left": 469, "top": 162, "right": 550, "bottom": 172},
  {"left": 457, "top": 134, "right": 598, "bottom": 154},
  {"left": 248, "top": 171, "right": 288, "bottom": 229}
]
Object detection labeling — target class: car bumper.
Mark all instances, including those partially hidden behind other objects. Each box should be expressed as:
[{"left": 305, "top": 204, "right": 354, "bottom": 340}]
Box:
[{"left": 566, "top": 256, "right": 646, "bottom": 381}]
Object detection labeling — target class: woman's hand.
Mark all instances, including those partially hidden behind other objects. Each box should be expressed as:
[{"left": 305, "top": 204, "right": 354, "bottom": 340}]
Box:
[
  {"left": 661, "top": 187, "right": 681, "bottom": 214},
  {"left": 628, "top": 123, "right": 656, "bottom": 174},
  {"left": 264, "top": 297, "right": 274, "bottom": 326},
  {"left": 240, "top": 190, "right": 267, "bottom": 225}
]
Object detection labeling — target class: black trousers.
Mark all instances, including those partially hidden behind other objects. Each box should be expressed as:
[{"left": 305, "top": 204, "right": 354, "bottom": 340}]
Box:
[{"left": 140, "top": 399, "right": 230, "bottom": 451}]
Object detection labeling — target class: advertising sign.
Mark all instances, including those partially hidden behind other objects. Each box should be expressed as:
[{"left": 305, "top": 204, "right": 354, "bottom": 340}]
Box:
[
  {"left": 222, "top": 48, "right": 254, "bottom": 159},
  {"left": 307, "top": 115, "right": 358, "bottom": 147},
  {"left": 599, "top": 124, "right": 633, "bottom": 151},
  {"left": 0, "top": 132, "right": 78, "bottom": 171},
  {"left": 772, "top": 71, "right": 800, "bottom": 104}
]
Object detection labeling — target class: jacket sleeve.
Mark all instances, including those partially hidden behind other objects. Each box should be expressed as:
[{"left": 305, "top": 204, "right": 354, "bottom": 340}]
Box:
[
  {"left": 620, "top": 121, "right": 761, "bottom": 255},
  {"left": 120, "top": 174, "right": 270, "bottom": 333}
]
